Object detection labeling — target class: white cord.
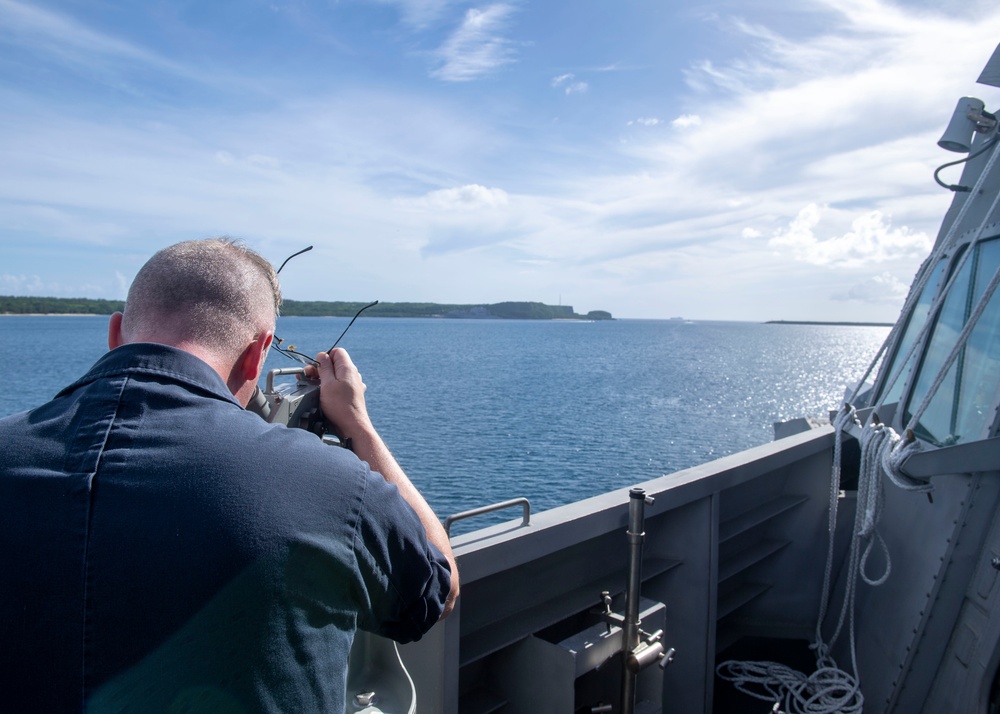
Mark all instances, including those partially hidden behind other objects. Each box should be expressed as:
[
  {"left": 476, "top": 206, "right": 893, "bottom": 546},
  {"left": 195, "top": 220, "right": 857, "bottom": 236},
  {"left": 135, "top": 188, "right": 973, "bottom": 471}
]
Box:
[{"left": 716, "top": 660, "right": 863, "bottom": 714}]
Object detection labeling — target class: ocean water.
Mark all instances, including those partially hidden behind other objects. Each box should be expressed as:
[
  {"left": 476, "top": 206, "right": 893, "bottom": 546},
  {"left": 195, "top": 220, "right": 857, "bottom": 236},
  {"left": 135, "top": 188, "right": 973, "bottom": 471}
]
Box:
[{"left": 0, "top": 316, "right": 888, "bottom": 531}]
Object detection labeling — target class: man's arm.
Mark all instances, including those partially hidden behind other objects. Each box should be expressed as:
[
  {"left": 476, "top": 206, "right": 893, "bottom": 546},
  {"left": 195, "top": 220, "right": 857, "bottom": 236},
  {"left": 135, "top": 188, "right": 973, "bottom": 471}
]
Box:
[{"left": 313, "top": 348, "right": 459, "bottom": 619}]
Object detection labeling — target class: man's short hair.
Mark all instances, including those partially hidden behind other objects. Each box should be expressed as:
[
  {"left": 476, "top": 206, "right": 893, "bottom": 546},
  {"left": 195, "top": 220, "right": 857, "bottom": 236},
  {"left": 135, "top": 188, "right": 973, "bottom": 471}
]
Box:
[{"left": 122, "top": 238, "right": 282, "bottom": 360}]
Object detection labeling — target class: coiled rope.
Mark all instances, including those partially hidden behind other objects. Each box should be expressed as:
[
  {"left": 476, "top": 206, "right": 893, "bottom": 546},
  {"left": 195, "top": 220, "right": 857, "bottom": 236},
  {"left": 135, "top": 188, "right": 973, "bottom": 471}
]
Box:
[
  {"left": 716, "top": 405, "right": 867, "bottom": 714},
  {"left": 716, "top": 660, "right": 862, "bottom": 714}
]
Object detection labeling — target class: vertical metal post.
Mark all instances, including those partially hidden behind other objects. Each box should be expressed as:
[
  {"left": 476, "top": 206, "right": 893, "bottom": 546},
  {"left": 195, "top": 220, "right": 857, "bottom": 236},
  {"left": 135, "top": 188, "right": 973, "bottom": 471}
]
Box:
[{"left": 621, "top": 487, "right": 649, "bottom": 714}]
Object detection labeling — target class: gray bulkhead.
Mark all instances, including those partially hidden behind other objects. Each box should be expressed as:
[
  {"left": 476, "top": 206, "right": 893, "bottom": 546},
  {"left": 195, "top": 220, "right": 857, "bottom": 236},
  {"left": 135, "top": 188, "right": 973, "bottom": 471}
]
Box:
[{"left": 400, "top": 427, "right": 844, "bottom": 713}]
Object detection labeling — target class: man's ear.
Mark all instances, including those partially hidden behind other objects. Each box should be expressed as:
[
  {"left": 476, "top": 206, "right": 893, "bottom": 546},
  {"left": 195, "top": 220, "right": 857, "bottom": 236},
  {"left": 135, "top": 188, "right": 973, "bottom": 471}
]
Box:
[
  {"left": 108, "top": 312, "right": 125, "bottom": 350},
  {"left": 229, "top": 330, "right": 274, "bottom": 407},
  {"left": 240, "top": 330, "right": 273, "bottom": 382}
]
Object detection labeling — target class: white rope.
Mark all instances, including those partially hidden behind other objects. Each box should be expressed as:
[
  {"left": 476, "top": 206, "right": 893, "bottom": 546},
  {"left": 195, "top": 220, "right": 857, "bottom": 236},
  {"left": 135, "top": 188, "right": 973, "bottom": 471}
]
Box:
[
  {"left": 716, "top": 660, "right": 863, "bottom": 714},
  {"left": 856, "top": 422, "right": 893, "bottom": 587},
  {"left": 717, "top": 405, "right": 866, "bottom": 714},
  {"left": 719, "top": 384, "right": 930, "bottom": 712},
  {"left": 814, "top": 406, "right": 859, "bottom": 637},
  {"left": 881, "top": 432, "right": 927, "bottom": 493}
]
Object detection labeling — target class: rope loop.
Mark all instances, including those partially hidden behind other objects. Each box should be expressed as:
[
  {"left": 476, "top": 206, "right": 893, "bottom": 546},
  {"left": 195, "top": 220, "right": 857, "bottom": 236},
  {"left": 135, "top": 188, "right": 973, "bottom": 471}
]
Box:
[
  {"left": 833, "top": 403, "right": 859, "bottom": 434},
  {"left": 859, "top": 531, "right": 891, "bottom": 586},
  {"left": 856, "top": 421, "right": 892, "bottom": 539},
  {"left": 882, "top": 433, "right": 929, "bottom": 493}
]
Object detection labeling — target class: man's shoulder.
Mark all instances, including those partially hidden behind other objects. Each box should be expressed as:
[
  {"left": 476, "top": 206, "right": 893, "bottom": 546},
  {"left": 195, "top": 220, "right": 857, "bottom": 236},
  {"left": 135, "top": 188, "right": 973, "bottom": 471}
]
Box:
[{"left": 218, "top": 408, "right": 375, "bottom": 496}]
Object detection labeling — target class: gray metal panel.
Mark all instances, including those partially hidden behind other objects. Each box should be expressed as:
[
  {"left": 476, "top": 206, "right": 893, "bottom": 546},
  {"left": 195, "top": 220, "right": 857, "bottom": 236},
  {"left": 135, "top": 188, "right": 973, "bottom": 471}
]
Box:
[
  {"left": 491, "top": 637, "right": 577, "bottom": 714},
  {"left": 922, "top": 560, "right": 996, "bottom": 711},
  {"left": 652, "top": 495, "right": 717, "bottom": 714},
  {"left": 902, "top": 436, "right": 1000, "bottom": 478},
  {"left": 453, "top": 427, "right": 835, "bottom": 581},
  {"left": 977, "top": 42, "right": 1000, "bottom": 88},
  {"left": 910, "top": 472, "right": 1000, "bottom": 713},
  {"left": 718, "top": 448, "right": 836, "bottom": 639},
  {"left": 436, "top": 428, "right": 839, "bottom": 714},
  {"left": 834, "top": 473, "right": 975, "bottom": 713},
  {"left": 398, "top": 600, "right": 461, "bottom": 713}
]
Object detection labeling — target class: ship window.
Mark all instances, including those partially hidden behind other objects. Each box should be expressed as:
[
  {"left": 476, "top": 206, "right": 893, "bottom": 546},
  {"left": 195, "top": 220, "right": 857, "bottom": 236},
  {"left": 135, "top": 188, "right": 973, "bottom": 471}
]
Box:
[
  {"left": 875, "top": 258, "right": 948, "bottom": 407},
  {"left": 904, "top": 236, "right": 1000, "bottom": 446}
]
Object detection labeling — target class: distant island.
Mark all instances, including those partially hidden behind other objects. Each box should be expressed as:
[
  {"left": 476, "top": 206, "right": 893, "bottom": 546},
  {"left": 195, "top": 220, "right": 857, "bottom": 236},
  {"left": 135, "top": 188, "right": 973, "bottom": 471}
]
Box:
[
  {"left": 765, "top": 320, "right": 893, "bottom": 327},
  {"left": 0, "top": 296, "right": 613, "bottom": 321}
]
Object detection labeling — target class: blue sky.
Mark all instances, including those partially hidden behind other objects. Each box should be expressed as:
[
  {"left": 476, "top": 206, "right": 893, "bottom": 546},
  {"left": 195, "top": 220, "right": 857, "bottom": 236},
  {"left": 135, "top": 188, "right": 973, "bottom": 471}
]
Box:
[{"left": 1, "top": 0, "right": 999, "bottom": 320}]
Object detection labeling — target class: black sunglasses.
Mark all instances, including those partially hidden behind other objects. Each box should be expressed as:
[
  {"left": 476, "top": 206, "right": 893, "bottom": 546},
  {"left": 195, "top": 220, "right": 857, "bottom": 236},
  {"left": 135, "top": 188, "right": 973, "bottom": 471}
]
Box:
[{"left": 270, "top": 246, "right": 378, "bottom": 366}]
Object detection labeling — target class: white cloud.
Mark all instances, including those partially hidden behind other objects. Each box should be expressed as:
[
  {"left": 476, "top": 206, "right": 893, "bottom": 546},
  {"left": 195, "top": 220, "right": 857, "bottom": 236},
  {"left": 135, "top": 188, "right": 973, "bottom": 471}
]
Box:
[
  {"left": 671, "top": 114, "right": 701, "bottom": 129},
  {"left": 569, "top": 0, "right": 999, "bottom": 316},
  {"left": 0, "top": 0, "right": 201, "bottom": 83},
  {"left": 769, "top": 204, "right": 931, "bottom": 267},
  {"left": 407, "top": 184, "right": 510, "bottom": 211},
  {"left": 1, "top": 273, "right": 46, "bottom": 295},
  {"left": 0, "top": 272, "right": 116, "bottom": 298},
  {"left": 833, "top": 272, "right": 911, "bottom": 304},
  {"left": 655, "top": 2, "right": 999, "bottom": 191},
  {"left": 431, "top": 4, "right": 517, "bottom": 81},
  {"left": 2, "top": 0, "right": 999, "bottom": 321},
  {"left": 551, "top": 73, "right": 588, "bottom": 95}
]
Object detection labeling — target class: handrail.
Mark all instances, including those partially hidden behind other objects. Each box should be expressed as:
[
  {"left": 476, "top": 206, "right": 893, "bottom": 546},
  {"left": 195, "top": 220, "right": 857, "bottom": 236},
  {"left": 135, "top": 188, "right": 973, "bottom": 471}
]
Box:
[
  {"left": 265, "top": 366, "right": 307, "bottom": 394},
  {"left": 444, "top": 498, "right": 531, "bottom": 537}
]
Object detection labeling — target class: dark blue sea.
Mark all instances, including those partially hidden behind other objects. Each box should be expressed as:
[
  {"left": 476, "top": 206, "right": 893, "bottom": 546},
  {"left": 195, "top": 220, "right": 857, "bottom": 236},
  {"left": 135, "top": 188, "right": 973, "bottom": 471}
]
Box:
[{"left": 0, "top": 316, "right": 887, "bottom": 532}]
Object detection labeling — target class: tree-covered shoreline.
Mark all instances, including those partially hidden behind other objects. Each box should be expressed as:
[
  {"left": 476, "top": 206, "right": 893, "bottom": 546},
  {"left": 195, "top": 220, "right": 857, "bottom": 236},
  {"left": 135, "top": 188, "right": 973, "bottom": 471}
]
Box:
[
  {"left": 0, "top": 296, "right": 613, "bottom": 321},
  {"left": 0, "top": 297, "right": 126, "bottom": 315}
]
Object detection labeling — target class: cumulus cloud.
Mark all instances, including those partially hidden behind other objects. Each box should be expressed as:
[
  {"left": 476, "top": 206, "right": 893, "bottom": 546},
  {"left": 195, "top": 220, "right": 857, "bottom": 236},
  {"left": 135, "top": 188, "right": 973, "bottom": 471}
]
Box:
[
  {"left": 741, "top": 227, "right": 762, "bottom": 239},
  {"left": 769, "top": 204, "right": 931, "bottom": 267},
  {"left": 671, "top": 114, "right": 701, "bottom": 129},
  {"left": 628, "top": 117, "right": 660, "bottom": 127},
  {"left": 0, "top": 273, "right": 109, "bottom": 297},
  {"left": 833, "top": 272, "right": 911, "bottom": 304},
  {"left": 551, "top": 73, "right": 588, "bottom": 95},
  {"left": 409, "top": 184, "right": 509, "bottom": 211},
  {"left": 1, "top": 273, "right": 47, "bottom": 295},
  {"left": 431, "top": 4, "right": 517, "bottom": 81}
]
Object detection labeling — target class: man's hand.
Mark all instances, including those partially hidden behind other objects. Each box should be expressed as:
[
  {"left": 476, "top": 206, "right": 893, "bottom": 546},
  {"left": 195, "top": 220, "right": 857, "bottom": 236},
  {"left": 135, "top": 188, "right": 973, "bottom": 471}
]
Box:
[
  {"left": 310, "top": 347, "right": 459, "bottom": 618},
  {"left": 311, "top": 348, "right": 374, "bottom": 441}
]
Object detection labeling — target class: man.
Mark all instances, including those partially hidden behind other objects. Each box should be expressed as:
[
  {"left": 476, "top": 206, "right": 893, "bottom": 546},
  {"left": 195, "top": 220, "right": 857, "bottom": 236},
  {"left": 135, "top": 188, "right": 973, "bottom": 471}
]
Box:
[{"left": 0, "top": 238, "right": 458, "bottom": 713}]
